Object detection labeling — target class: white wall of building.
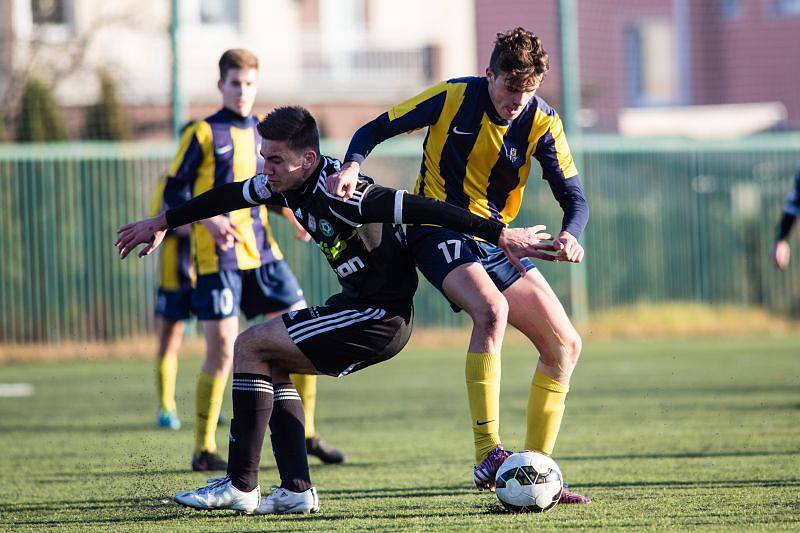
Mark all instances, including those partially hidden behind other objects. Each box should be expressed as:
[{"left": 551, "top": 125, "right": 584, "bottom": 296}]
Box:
[{"left": 9, "top": 0, "right": 476, "bottom": 106}]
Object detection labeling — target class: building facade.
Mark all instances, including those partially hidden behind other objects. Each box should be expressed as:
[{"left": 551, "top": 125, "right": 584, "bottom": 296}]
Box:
[{"left": 475, "top": 0, "right": 800, "bottom": 132}]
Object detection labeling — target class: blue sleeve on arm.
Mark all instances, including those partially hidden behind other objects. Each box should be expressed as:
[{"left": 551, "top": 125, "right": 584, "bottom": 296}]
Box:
[
  {"left": 344, "top": 89, "right": 447, "bottom": 163},
  {"left": 544, "top": 174, "right": 589, "bottom": 239},
  {"left": 163, "top": 134, "right": 204, "bottom": 209}
]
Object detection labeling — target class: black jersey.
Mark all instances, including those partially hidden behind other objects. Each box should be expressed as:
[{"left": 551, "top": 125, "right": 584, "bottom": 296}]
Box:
[
  {"left": 242, "top": 156, "right": 418, "bottom": 308},
  {"left": 165, "top": 154, "right": 506, "bottom": 310}
]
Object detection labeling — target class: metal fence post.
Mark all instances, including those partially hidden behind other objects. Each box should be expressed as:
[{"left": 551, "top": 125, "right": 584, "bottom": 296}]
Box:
[
  {"left": 170, "top": 0, "right": 184, "bottom": 139},
  {"left": 558, "top": 0, "right": 589, "bottom": 323}
]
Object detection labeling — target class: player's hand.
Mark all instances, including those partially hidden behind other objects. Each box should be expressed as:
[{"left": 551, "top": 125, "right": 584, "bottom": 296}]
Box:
[
  {"left": 202, "top": 216, "right": 242, "bottom": 251},
  {"left": 772, "top": 240, "right": 791, "bottom": 270},
  {"left": 498, "top": 225, "right": 558, "bottom": 273},
  {"left": 326, "top": 161, "right": 359, "bottom": 200},
  {"left": 115, "top": 213, "right": 168, "bottom": 259},
  {"left": 552, "top": 231, "right": 584, "bottom": 263}
]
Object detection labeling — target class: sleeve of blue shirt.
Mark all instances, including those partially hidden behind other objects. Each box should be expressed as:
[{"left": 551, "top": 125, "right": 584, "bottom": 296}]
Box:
[{"left": 344, "top": 86, "right": 448, "bottom": 165}]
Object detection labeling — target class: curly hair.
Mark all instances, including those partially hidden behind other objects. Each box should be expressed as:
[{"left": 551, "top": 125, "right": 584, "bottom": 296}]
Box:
[{"left": 489, "top": 27, "right": 549, "bottom": 92}]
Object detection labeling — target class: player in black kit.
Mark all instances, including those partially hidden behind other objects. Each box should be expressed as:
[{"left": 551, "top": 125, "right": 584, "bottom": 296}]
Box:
[{"left": 115, "top": 106, "right": 557, "bottom": 515}]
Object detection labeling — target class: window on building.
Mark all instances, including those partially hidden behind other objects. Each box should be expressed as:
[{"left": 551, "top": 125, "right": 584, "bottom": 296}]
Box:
[
  {"left": 626, "top": 19, "right": 679, "bottom": 106},
  {"left": 775, "top": 0, "right": 800, "bottom": 16},
  {"left": 720, "top": 0, "right": 742, "bottom": 20},
  {"left": 200, "top": 0, "right": 239, "bottom": 26},
  {"left": 31, "top": 0, "right": 69, "bottom": 25}
]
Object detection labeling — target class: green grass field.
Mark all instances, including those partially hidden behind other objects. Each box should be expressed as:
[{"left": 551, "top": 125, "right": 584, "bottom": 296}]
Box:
[{"left": 1, "top": 335, "right": 798, "bottom": 531}]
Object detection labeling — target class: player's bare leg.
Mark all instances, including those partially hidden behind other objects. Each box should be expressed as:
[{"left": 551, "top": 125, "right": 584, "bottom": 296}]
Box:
[
  {"left": 503, "top": 268, "right": 590, "bottom": 504},
  {"left": 264, "top": 300, "right": 346, "bottom": 464},
  {"left": 156, "top": 317, "right": 184, "bottom": 430},
  {"left": 191, "top": 316, "right": 238, "bottom": 471},
  {"left": 441, "top": 263, "right": 511, "bottom": 489}
]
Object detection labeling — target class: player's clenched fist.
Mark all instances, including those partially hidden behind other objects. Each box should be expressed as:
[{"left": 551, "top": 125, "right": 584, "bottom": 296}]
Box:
[
  {"left": 326, "top": 161, "right": 360, "bottom": 200},
  {"left": 552, "top": 231, "right": 584, "bottom": 263}
]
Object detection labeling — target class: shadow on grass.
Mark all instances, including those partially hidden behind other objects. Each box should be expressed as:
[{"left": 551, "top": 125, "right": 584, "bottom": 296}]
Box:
[
  {"left": 0, "top": 422, "right": 164, "bottom": 434},
  {"left": 571, "top": 478, "right": 800, "bottom": 490},
  {"left": 0, "top": 496, "right": 183, "bottom": 526},
  {"left": 562, "top": 449, "right": 799, "bottom": 462}
]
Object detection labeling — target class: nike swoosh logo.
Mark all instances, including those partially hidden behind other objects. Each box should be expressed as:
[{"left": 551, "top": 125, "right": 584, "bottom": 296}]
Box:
[
  {"left": 215, "top": 144, "right": 233, "bottom": 155},
  {"left": 452, "top": 126, "right": 473, "bottom": 135},
  {"left": 476, "top": 419, "right": 495, "bottom": 426}
]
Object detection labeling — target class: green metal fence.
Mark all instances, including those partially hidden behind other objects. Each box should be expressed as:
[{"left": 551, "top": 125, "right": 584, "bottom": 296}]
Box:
[{"left": 1, "top": 135, "right": 799, "bottom": 343}]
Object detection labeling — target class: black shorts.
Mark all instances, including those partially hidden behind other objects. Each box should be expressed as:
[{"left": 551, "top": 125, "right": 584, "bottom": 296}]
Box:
[
  {"left": 282, "top": 297, "right": 413, "bottom": 377},
  {"left": 407, "top": 225, "right": 535, "bottom": 312}
]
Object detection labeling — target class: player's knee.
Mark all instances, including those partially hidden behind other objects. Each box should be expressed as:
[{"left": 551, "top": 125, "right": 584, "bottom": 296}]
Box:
[
  {"left": 233, "top": 330, "right": 259, "bottom": 364},
  {"left": 472, "top": 295, "right": 508, "bottom": 334},
  {"left": 561, "top": 330, "right": 582, "bottom": 369}
]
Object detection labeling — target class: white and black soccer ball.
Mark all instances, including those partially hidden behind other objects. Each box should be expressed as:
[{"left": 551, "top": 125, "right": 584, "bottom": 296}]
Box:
[{"left": 495, "top": 451, "right": 563, "bottom": 513}]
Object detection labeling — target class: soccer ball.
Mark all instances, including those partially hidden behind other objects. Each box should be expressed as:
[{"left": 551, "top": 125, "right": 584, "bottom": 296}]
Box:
[{"left": 495, "top": 451, "right": 563, "bottom": 513}]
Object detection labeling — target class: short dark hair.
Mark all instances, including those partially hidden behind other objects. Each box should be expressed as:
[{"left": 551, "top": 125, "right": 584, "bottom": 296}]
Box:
[
  {"left": 218, "top": 48, "right": 259, "bottom": 81},
  {"left": 489, "top": 27, "right": 549, "bottom": 92},
  {"left": 257, "top": 106, "right": 320, "bottom": 154}
]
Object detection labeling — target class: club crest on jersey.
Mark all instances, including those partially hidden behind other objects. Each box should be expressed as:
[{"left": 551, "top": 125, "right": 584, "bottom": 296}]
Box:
[
  {"left": 508, "top": 147, "right": 518, "bottom": 164},
  {"left": 319, "top": 219, "right": 334, "bottom": 237},
  {"left": 308, "top": 214, "right": 317, "bottom": 232},
  {"left": 288, "top": 310, "right": 299, "bottom": 320}
]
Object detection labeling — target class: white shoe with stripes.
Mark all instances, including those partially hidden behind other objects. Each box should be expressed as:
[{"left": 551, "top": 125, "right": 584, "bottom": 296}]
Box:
[
  {"left": 255, "top": 486, "right": 320, "bottom": 515},
  {"left": 173, "top": 476, "right": 260, "bottom": 514}
]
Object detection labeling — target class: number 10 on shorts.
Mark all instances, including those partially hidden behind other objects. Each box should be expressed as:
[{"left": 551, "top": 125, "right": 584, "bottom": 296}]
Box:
[{"left": 437, "top": 239, "right": 461, "bottom": 264}]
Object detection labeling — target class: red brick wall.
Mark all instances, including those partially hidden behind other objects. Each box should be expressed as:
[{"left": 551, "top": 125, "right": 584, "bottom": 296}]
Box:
[
  {"left": 475, "top": 0, "right": 800, "bottom": 131},
  {"left": 691, "top": 0, "right": 800, "bottom": 125}
]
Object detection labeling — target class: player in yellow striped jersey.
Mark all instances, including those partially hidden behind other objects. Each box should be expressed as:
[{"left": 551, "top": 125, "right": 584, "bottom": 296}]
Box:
[
  {"left": 330, "top": 28, "right": 590, "bottom": 503},
  {"left": 150, "top": 167, "right": 195, "bottom": 431},
  {"left": 163, "top": 49, "right": 345, "bottom": 471}
]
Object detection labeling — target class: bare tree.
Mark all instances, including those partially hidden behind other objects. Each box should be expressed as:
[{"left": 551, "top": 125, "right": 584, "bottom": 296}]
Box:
[{"left": 1, "top": 4, "right": 158, "bottom": 137}]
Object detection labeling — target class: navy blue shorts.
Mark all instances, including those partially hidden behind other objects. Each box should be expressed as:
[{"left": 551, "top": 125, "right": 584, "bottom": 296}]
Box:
[
  {"left": 407, "top": 225, "right": 535, "bottom": 312},
  {"left": 192, "top": 260, "right": 305, "bottom": 321},
  {"left": 155, "top": 287, "right": 193, "bottom": 322}
]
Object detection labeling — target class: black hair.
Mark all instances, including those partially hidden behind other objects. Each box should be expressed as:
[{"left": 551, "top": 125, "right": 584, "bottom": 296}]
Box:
[{"left": 257, "top": 106, "right": 320, "bottom": 154}]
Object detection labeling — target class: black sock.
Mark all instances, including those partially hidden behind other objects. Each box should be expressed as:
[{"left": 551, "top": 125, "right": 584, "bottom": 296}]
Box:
[
  {"left": 269, "top": 382, "right": 312, "bottom": 493},
  {"left": 228, "top": 373, "right": 273, "bottom": 492}
]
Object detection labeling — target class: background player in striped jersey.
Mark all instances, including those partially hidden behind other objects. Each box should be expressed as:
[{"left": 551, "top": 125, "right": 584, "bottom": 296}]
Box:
[
  {"left": 150, "top": 162, "right": 195, "bottom": 431},
  {"left": 772, "top": 169, "right": 800, "bottom": 270},
  {"left": 163, "top": 49, "right": 344, "bottom": 471},
  {"left": 329, "top": 28, "right": 590, "bottom": 503},
  {"left": 116, "top": 105, "right": 560, "bottom": 514}
]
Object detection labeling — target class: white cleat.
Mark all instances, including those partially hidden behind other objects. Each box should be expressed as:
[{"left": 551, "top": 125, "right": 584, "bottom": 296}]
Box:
[
  {"left": 255, "top": 486, "right": 320, "bottom": 515},
  {"left": 173, "top": 476, "right": 260, "bottom": 514}
]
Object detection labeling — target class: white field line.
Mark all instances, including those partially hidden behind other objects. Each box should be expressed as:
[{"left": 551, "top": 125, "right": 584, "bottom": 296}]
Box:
[{"left": 0, "top": 383, "right": 35, "bottom": 397}]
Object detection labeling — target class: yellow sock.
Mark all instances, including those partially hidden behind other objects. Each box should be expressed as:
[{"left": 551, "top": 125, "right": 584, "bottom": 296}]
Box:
[
  {"left": 157, "top": 354, "right": 178, "bottom": 412},
  {"left": 194, "top": 371, "right": 226, "bottom": 455},
  {"left": 465, "top": 352, "right": 502, "bottom": 463},
  {"left": 291, "top": 373, "right": 317, "bottom": 439},
  {"left": 525, "top": 370, "right": 569, "bottom": 455}
]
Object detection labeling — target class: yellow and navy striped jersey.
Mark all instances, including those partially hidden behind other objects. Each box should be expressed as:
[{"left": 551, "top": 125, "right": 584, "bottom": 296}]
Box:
[
  {"left": 149, "top": 177, "right": 195, "bottom": 291},
  {"left": 345, "top": 76, "right": 588, "bottom": 237},
  {"left": 163, "top": 108, "right": 283, "bottom": 275}
]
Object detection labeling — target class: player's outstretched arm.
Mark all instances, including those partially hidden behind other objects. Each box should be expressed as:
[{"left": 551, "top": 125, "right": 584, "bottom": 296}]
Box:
[
  {"left": 115, "top": 212, "right": 169, "bottom": 259},
  {"left": 332, "top": 185, "right": 560, "bottom": 272},
  {"left": 328, "top": 83, "right": 449, "bottom": 199},
  {"left": 115, "top": 180, "right": 258, "bottom": 259},
  {"left": 772, "top": 212, "right": 796, "bottom": 270}
]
